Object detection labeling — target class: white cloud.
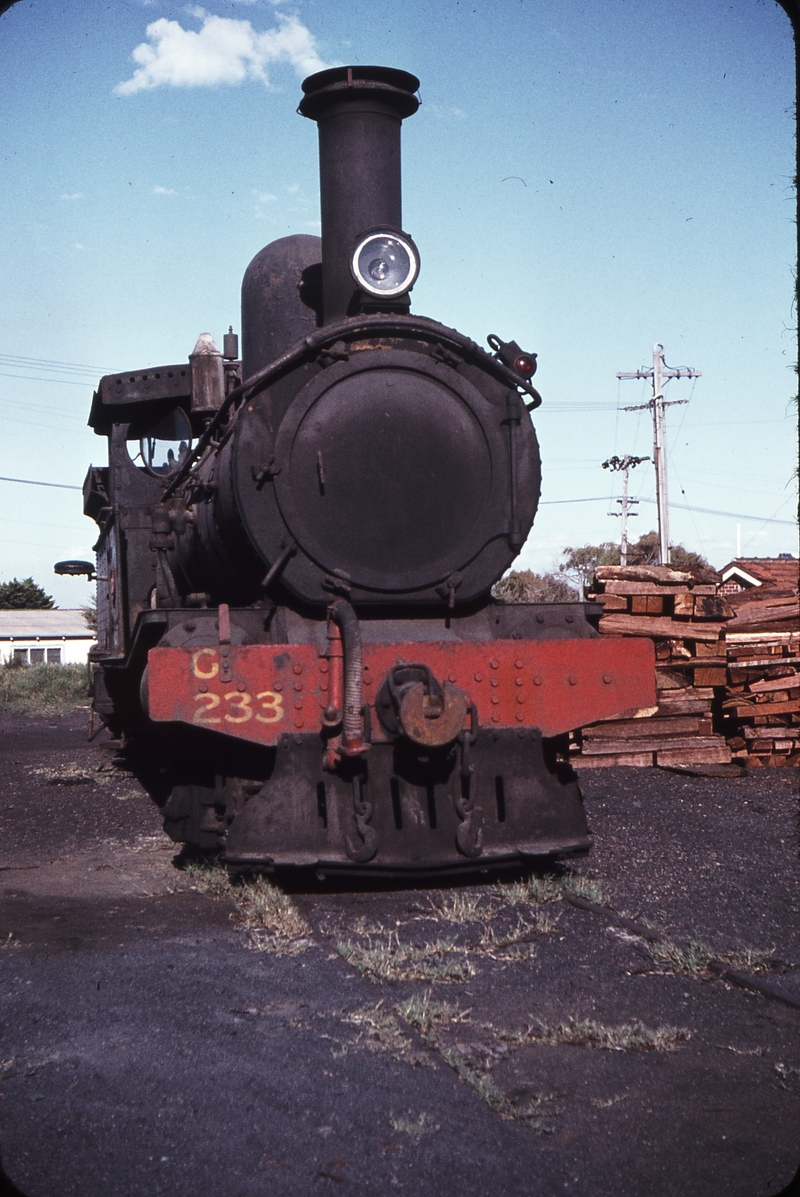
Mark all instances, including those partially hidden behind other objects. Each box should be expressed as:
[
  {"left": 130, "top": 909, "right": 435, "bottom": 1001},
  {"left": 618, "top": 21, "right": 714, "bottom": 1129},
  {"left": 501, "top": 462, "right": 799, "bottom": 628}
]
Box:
[
  {"left": 252, "top": 189, "right": 277, "bottom": 203},
  {"left": 73, "top": 243, "right": 87, "bottom": 251},
  {"left": 153, "top": 186, "right": 177, "bottom": 195},
  {"left": 61, "top": 192, "right": 84, "bottom": 200},
  {"left": 115, "top": 10, "right": 329, "bottom": 96},
  {"left": 428, "top": 105, "right": 468, "bottom": 122}
]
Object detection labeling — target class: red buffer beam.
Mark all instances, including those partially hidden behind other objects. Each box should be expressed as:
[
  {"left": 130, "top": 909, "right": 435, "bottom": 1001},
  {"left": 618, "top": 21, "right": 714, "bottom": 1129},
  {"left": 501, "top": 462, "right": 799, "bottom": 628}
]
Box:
[{"left": 146, "top": 638, "right": 655, "bottom": 747}]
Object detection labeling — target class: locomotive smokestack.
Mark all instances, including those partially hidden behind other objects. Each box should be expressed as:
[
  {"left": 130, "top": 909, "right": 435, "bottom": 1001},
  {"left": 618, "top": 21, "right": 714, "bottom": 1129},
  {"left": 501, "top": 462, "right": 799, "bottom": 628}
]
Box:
[{"left": 299, "top": 66, "right": 420, "bottom": 323}]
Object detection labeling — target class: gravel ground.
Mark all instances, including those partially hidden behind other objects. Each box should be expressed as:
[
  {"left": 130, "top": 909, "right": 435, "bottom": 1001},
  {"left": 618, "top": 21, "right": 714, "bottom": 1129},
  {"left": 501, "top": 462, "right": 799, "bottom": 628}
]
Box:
[{"left": 0, "top": 709, "right": 798, "bottom": 1197}]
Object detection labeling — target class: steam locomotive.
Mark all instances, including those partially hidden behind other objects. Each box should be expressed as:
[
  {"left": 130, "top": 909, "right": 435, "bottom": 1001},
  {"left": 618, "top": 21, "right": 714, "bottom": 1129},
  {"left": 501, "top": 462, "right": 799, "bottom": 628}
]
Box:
[{"left": 72, "top": 67, "right": 654, "bottom": 874}]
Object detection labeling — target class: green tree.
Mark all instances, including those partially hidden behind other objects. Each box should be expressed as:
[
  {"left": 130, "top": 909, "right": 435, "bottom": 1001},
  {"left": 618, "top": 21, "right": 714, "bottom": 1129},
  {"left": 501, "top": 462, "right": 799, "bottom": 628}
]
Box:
[
  {"left": 559, "top": 532, "right": 716, "bottom": 590},
  {"left": 558, "top": 542, "right": 620, "bottom": 592},
  {"left": 0, "top": 577, "right": 55, "bottom": 609},
  {"left": 623, "top": 531, "right": 715, "bottom": 578},
  {"left": 493, "top": 570, "right": 580, "bottom": 603}
]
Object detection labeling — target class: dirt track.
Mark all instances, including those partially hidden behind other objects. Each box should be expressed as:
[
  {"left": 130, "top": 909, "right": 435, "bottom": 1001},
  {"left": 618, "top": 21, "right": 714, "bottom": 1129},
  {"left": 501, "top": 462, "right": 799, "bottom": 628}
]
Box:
[{"left": 1, "top": 708, "right": 798, "bottom": 1197}]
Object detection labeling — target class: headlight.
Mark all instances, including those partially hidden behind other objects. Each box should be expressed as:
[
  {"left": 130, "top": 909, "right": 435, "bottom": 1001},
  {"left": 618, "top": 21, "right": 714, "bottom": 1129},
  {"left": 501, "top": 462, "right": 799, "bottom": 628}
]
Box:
[{"left": 350, "top": 230, "right": 419, "bottom": 298}]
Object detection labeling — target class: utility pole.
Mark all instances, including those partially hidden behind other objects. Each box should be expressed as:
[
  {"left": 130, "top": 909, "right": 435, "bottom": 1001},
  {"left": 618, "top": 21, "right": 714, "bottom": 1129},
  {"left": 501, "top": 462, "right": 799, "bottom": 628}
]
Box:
[
  {"left": 602, "top": 454, "right": 650, "bottom": 565},
  {"left": 617, "top": 343, "right": 700, "bottom": 565}
]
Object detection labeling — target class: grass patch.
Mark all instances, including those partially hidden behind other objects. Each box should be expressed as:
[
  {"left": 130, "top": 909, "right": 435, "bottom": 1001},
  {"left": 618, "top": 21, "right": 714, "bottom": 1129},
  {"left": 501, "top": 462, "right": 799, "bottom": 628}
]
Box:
[
  {"left": 643, "top": 936, "right": 775, "bottom": 978},
  {"left": 438, "top": 1047, "right": 556, "bottom": 1126},
  {"left": 343, "top": 1003, "right": 432, "bottom": 1068},
  {"left": 0, "top": 663, "right": 87, "bottom": 716},
  {"left": 183, "top": 860, "right": 231, "bottom": 898},
  {"left": 716, "top": 945, "right": 776, "bottom": 974},
  {"left": 492, "top": 876, "right": 563, "bottom": 906},
  {"left": 492, "top": 1016, "right": 689, "bottom": 1052},
  {"left": 336, "top": 932, "right": 478, "bottom": 983},
  {"left": 492, "top": 871, "right": 608, "bottom": 910},
  {"left": 643, "top": 938, "right": 713, "bottom": 977},
  {"left": 471, "top": 917, "right": 546, "bottom": 963},
  {"left": 335, "top": 888, "right": 562, "bottom": 983},
  {"left": 346, "top": 916, "right": 394, "bottom": 937},
  {"left": 439, "top": 1049, "right": 506, "bottom": 1109},
  {"left": 389, "top": 1112, "right": 439, "bottom": 1140},
  {"left": 184, "top": 861, "right": 313, "bottom": 955},
  {"left": 394, "top": 990, "right": 555, "bottom": 1129},
  {"left": 396, "top": 989, "right": 470, "bottom": 1036},
  {"left": 559, "top": 873, "right": 610, "bottom": 906},
  {"left": 591, "top": 1095, "right": 627, "bottom": 1109},
  {"left": 431, "top": 892, "right": 490, "bottom": 924}
]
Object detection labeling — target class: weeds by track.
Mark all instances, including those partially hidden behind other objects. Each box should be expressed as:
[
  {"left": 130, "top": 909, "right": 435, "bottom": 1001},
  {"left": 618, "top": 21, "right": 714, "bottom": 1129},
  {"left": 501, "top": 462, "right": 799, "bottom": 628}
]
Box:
[
  {"left": 0, "top": 663, "right": 87, "bottom": 716},
  {"left": 180, "top": 859, "right": 765, "bottom": 1131}
]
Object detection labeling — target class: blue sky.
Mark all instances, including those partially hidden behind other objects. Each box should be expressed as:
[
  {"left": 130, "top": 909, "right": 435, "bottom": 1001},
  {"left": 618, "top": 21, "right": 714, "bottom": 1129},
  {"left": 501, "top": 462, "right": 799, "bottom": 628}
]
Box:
[{"left": 0, "top": 0, "right": 795, "bottom": 608}]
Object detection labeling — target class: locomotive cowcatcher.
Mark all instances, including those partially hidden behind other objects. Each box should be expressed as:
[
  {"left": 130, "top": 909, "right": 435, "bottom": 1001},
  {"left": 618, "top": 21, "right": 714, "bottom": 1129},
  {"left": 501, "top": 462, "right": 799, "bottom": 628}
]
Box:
[{"left": 78, "top": 67, "right": 655, "bottom": 875}]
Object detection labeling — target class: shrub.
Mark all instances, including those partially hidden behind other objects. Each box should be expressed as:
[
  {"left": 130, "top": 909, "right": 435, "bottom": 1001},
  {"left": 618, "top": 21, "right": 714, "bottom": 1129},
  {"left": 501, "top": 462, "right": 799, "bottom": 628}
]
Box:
[
  {"left": 492, "top": 570, "right": 579, "bottom": 603},
  {"left": 0, "top": 663, "right": 88, "bottom": 715}
]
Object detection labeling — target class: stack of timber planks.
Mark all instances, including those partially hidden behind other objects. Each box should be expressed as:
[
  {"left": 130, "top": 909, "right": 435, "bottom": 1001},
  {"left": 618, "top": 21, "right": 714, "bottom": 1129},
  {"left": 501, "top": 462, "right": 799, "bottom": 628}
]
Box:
[
  {"left": 574, "top": 564, "right": 734, "bottom": 768},
  {"left": 721, "top": 589, "right": 800, "bottom": 768}
]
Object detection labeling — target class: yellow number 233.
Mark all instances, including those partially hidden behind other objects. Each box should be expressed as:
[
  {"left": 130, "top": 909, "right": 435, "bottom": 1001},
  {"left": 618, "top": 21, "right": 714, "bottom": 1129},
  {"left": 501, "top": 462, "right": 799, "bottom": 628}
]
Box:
[{"left": 192, "top": 690, "right": 284, "bottom": 726}]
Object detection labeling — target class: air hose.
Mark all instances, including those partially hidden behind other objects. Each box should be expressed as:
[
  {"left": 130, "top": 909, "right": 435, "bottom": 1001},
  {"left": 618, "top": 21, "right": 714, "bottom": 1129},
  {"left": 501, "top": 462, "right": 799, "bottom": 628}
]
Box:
[{"left": 329, "top": 598, "right": 366, "bottom": 754}]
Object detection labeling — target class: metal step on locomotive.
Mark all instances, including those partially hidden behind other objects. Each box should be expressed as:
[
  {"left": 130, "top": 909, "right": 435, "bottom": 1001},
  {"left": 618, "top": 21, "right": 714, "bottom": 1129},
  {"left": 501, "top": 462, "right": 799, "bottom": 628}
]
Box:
[{"left": 68, "top": 66, "right": 655, "bottom": 875}]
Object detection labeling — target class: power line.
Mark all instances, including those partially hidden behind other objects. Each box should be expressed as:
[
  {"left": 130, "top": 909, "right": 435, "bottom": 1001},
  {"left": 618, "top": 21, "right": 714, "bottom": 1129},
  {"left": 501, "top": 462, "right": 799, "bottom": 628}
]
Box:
[
  {"left": 0, "top": 397, "right": 86, "bottom": 420},
  {"left": 0, "top": 475, "right": 82, "bottom": 491},
  {"left": 539, "top": 402, "right": 621, "bottom": 412},
  {"left": 0, "top": 351, "right": 111, "bottom": 390},
  {"left": 0, "top": 473, "right": 791, "bottom": 527},
  {"left": 0, "top": 352, "right": 109, "bottom": 374},
  {"left": 538, "top": 496, "right": 610, "bottom": 505},
  {"left": 537, "top": 493, "right": 795, "bottom": 525},
  {"left": 637, "top": 496, "right": 795, "bottom": 526},
  {"left": 741, "top": 500, "right": 796, "bottom": 553},
  {"left": 0, "top": 414, "right": 91, "bottom": 435},
  {"left": 0, "top": 371, "right": 96, "bottom": 388}
]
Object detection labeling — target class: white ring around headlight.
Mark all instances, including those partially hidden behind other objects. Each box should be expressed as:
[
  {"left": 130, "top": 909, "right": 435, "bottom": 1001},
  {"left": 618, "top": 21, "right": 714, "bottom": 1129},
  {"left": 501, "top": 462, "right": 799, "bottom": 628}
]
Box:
[{"left": 350, "top": 231, "right": 420, "bottom": 298}]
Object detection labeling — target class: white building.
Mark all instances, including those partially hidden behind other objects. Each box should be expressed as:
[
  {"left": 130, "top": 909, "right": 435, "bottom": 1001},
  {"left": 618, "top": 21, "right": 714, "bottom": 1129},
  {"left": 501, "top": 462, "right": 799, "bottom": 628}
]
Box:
[{"left": 0, "top": 610, "right": 95, "bottom": 666}]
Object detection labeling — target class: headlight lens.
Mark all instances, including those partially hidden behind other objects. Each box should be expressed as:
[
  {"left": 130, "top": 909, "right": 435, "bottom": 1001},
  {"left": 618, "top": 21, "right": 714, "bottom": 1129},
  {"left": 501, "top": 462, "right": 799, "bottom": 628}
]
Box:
[{"left": 351, "top": 231, "right": 419, "bottom": 298}]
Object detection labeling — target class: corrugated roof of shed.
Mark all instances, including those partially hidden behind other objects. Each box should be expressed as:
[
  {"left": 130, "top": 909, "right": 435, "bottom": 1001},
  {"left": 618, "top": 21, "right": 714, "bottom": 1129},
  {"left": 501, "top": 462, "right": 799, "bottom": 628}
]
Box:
[{"left": 0, "top": 610, "right": 94, "bottom": 638}]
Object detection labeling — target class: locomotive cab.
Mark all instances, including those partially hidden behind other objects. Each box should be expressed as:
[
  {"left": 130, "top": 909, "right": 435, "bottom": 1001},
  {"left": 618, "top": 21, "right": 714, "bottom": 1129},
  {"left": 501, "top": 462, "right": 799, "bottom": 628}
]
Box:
[{"left": 82, "top": 66, "right": 655, "bottom": 874}]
